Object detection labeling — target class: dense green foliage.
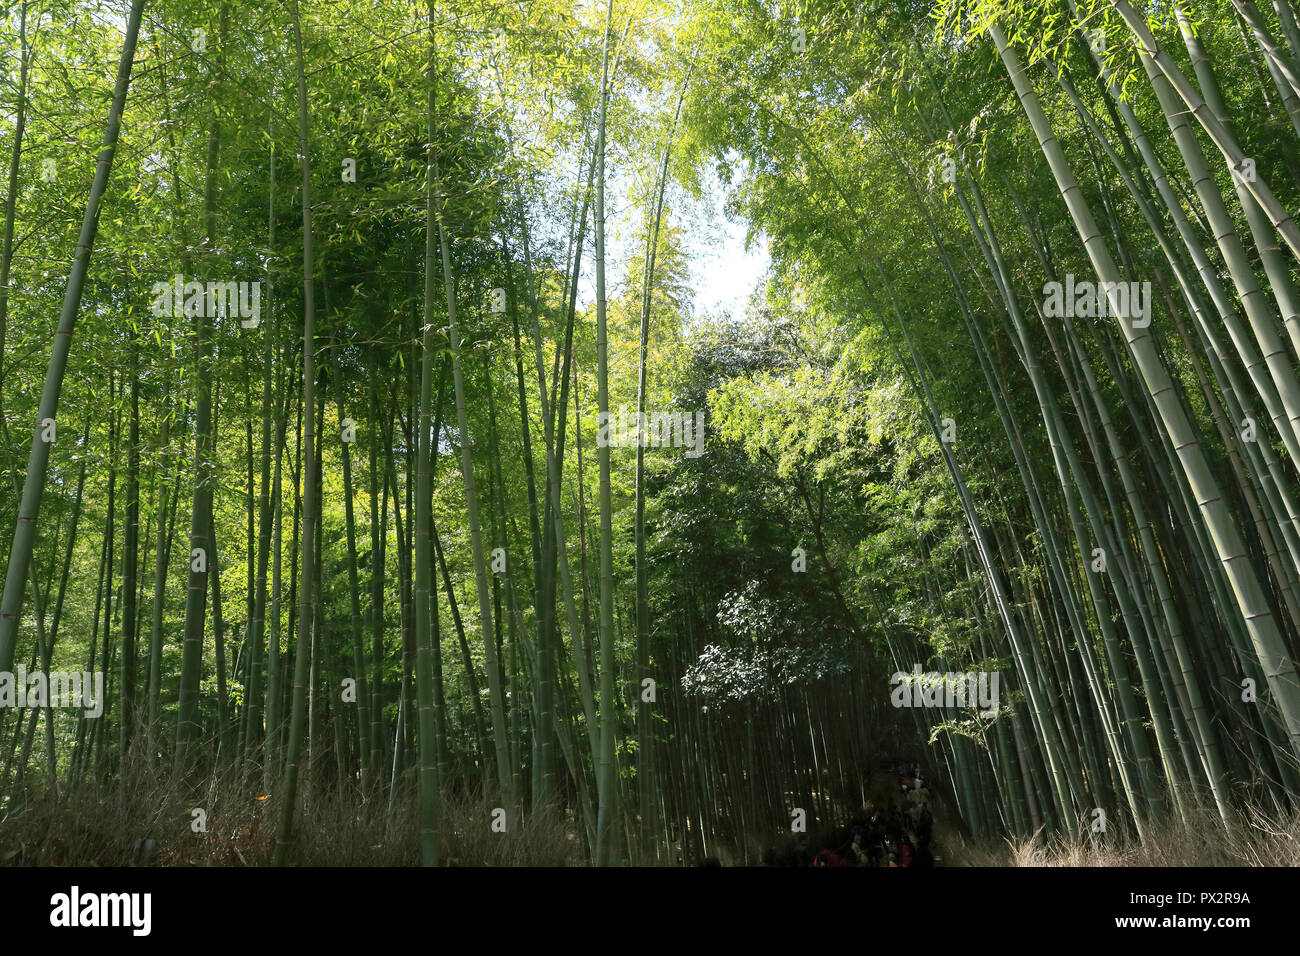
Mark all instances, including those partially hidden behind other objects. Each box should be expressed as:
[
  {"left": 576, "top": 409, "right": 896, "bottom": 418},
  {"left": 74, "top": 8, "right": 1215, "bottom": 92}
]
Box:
[{"left": 4, "top": 0, "right": 1300, "bottom": 864}]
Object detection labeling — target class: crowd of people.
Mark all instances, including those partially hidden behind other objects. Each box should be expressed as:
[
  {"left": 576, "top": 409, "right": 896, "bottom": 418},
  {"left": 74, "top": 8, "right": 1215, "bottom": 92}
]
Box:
[
  {"left": 699, "top": 763, "right": 937, "bottom": 867},
  {"left": 805, "top": 765, "right": 934, "bottom": 867}
]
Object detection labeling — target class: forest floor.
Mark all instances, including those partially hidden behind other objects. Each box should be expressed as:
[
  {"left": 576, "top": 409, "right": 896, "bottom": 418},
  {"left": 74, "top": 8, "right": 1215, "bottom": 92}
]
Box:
[
  {"left": 942, "top": 803, "right": 1300, "bottom": 866},
  {"left": 0, "top": 759, "right": 587, "bottom": 866},
  {"left": 5, "top": 758, "right": 1298, "bottom": 866}
]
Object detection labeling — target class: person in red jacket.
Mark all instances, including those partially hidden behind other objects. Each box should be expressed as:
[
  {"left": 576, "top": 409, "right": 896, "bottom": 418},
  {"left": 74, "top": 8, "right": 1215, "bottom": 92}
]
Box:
[{"left": 812, "top": 847, "right": 842, "bottom": 867}]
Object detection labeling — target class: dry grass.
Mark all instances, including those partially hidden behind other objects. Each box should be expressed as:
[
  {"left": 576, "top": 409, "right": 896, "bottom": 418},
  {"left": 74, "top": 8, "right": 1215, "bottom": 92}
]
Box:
[
  {"left": 943, "top": 802, "right": 1300, "bottom": 867},
  {"left": 0, "top": 755, "right": 586, "bottom": 866},
  {"left": 10, "top": 752, "right": 1299, "bottom": 867}
]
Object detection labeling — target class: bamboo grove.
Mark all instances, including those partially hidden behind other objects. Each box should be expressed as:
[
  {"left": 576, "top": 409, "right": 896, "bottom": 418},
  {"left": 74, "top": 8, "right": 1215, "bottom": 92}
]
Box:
[{"left": 3, "top": 0, "right": 1300, "bottom": 866}]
